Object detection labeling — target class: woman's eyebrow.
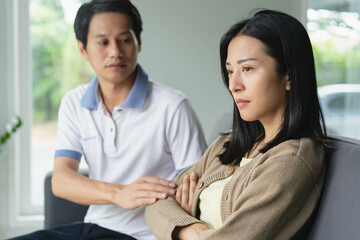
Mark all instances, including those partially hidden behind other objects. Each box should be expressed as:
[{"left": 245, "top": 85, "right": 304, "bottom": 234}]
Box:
[{"left": 226, "top": 57, "right": 258, "bottom": 66}]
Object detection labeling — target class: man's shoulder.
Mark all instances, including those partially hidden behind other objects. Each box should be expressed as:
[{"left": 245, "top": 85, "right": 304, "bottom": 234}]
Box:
[
  {"left": 149, "top": 81, "right": 187, "bottom": 102},
  {"left": 62, "top": 82, "right": 91, "bottom": 102}
]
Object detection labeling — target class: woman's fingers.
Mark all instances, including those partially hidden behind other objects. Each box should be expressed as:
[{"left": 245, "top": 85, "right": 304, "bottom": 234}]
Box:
[
  {"left": 176, "top": 185, "right": 183, "bottom": 204},
  {"left": 174, "top": 172, "right": 199, "bottom": 215},
  {"left": 189, "top": 172, "right": 198, "bottom": 206}
]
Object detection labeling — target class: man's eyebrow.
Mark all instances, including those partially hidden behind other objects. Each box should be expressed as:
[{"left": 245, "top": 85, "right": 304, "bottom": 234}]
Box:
[
  {"left": 93, "top": 31, "right": 132, "bottom": 38},
  {"left": 226, "top": 57, "right": 258, "bottom": 66}
]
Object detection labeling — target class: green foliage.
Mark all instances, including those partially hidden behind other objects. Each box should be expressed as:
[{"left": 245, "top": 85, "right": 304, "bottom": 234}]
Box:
[
  {"left": 312, "top": 40, "right": 360, "bottom": 86},
  {"left": 0, "top": 116, "right": 22, "bottom": 146},
  {"left": 312, "top": 41, "right": 347, "bottom": 86},
  {"left": 309, "top": 9, "right": 360, "bottom": 87}
]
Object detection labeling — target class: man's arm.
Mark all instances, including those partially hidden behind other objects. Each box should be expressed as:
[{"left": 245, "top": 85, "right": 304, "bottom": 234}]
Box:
[{"left": 52, "top": 156, "right": 176, "bottom": 209}]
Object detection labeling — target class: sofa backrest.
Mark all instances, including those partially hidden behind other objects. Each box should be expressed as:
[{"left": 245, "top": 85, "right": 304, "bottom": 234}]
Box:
[{"left": 307, "top": 136, "right": 360, "bottom": 239}]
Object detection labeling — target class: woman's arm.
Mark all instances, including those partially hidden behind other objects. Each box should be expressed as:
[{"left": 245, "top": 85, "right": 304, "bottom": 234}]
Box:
[
  {"left": 173, "top": 223, "right": 209, "bottom": 240},
  {"left": 173, "top": 172, "right": 209, "bottom": 239},
  {"left": 145, "top": 135, "right": 228, "bottom": 239}
]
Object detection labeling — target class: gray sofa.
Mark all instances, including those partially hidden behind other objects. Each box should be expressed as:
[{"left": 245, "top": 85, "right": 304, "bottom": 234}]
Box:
[
  {"left": 307, "top": 135, "right": 360, "bottom": 239},
  {"left": 44, "top": 113, "right": 360, "bottom": 239},
  {"left": 44, "top": 170, "right": 89, "bottom": 229}
]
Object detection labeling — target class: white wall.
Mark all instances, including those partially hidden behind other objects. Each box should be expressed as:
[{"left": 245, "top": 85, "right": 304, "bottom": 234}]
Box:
[{"left": 132, "top": 0, "right": 307, "bottom": 141}]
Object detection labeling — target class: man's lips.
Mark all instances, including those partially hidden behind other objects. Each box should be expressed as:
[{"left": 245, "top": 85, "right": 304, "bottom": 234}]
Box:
[
  {"left": 235, "top": 98, "right": 250, "bottom": 108},
  {"left": 107, "top": 63, "right": 127, "bottom": 68}
]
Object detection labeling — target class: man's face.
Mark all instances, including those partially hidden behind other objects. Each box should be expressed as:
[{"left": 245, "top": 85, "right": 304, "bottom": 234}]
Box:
[{"left": 78, "top": 12, "right": 141, "bottom": 87}]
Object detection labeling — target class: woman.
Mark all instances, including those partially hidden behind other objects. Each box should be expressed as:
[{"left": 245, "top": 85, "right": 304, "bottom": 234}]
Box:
[{"left": 145, "top": 9, "right": 328, "bottom": 240}]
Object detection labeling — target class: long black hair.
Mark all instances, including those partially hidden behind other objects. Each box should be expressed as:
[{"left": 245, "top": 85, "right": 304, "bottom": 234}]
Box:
[{"left": 219, "top": 9, "right": 327, "bottom": 165}]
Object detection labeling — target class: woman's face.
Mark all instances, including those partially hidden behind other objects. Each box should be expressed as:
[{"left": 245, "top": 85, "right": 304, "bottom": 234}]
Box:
[{"left": 226, "top": 35, "right": 290, "bottom": 127}]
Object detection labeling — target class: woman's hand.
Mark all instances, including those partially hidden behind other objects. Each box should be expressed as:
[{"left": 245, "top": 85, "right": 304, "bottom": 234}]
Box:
[
  {"left": 176, "top": 172, "right": 198, "bottom": 215},
  {"left": 173, "top": 223, "right": 209, "bottom": 240}
]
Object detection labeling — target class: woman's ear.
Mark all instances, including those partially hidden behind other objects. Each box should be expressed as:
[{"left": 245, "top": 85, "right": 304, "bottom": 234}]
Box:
[{"left": 285, "top": 75, "right": 291, "bottom": 91}]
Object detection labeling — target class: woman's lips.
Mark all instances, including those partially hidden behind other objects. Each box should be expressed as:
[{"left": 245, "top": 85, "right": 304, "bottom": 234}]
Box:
[{"left": 235, "top": 98, "right": 250, "bottom": 108}]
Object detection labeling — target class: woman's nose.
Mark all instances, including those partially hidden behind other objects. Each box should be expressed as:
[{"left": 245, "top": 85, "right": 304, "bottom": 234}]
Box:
[{"left": 228, "top": 71, "right": 244, "bottom": 93}]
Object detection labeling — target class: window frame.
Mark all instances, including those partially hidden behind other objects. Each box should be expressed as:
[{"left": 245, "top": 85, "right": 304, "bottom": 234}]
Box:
[{"left": 0, "top": 0, "right": 42, "bottom": 238}]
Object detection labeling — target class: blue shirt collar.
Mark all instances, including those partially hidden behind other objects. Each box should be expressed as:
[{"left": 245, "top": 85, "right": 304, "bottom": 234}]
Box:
[{"left": 81, "top": 65, "right": 149, "bottom": 109}]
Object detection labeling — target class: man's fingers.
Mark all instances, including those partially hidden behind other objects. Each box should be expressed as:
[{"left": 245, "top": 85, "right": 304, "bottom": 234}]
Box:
[
  {"left": 135, "top": 181, "right": 175, "bottom": 195},
  {"left": 140, "top": 176, "right": 176, "bottom": 188},
  {"left": 135, "top": 197, "right": 157, "bottom": 207}
]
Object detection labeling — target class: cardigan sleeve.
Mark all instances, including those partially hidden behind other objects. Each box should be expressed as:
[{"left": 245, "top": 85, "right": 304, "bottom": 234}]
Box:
[
  {"left": 145, "top": 134, "right": 228, "bottom": 240},
  {"left": 198, "top": 152, "right": 326, "bottom": 240}
]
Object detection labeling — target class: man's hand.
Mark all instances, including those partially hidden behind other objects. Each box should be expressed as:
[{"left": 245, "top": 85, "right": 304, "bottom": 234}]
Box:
[
  {"left": 176, "top": 172, "right": 198, "bottom": 215},
  {"left": 112, "top": 176, "right": 176, "bottom": 210}
]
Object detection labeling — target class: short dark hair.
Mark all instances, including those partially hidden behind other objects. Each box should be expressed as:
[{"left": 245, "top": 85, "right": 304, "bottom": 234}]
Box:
[
  {"left": 219, "top": 9, "right": 327, "bottom": 165},
  {"left": 74, "top": 0, "right": 142, "bottom": 49}
]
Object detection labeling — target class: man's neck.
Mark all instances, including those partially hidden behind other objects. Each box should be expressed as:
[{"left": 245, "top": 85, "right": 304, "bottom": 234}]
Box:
[{"left": 98, "top": 77, "right": 136, "bottom": 115}]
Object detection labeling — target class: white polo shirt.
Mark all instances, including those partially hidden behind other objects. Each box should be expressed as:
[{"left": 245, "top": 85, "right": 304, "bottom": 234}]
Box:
[{"left": 55, "top": 65, "right": 207, "bottom": 240}]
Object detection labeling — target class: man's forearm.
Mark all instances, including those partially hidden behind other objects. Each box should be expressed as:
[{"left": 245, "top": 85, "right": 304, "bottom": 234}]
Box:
[
  {"left": 52, "top": 165, "right": 119, "bottom": 205},
  {"left": 52, "top": 157, "right": 176, "bottom": 209}
]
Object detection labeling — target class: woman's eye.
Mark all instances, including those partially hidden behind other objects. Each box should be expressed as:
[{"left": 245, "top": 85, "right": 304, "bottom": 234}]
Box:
[
  {"left": 243, "top": 66, "right": 253, "bottom": 72},
  {"left": 227, "top": 69, "right": 233, "bottom": 75}
]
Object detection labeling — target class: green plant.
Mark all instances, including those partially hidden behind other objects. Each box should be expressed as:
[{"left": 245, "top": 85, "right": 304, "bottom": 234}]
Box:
[{"left": 0, "top": 116, "right": 22, "bottom": 151}]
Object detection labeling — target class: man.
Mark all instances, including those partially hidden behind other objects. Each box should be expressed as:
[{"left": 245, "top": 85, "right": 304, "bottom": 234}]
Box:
[{"left": 10, "top": 0, "right": 207, "bottom": 239}]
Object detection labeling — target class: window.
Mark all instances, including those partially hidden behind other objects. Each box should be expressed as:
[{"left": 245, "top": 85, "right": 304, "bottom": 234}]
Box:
[
  {"left": 1, "top": 1, "right": 91, "bottom": 237},
  {"left": 29, "top": 0, "right": 91, "bottom": 213},
  {"left": 328, "top": 94, "right": 345, "bottom": 111},
  {"left": 308, "top": 0, "right": 360, "bottom": 139},
  {"left": 29, "top": 0, "right": 92, "bottom": 212}
]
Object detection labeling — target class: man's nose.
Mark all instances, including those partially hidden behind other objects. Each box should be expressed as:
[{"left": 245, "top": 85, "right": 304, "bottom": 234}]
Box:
[{"left": 109, "top": 42, "right": 124, "bottom": 58}]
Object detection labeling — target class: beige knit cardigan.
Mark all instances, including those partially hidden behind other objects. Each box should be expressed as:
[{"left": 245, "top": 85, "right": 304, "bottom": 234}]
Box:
[{"left": 145, "top": 134, "right": 326, "bottom": 240}]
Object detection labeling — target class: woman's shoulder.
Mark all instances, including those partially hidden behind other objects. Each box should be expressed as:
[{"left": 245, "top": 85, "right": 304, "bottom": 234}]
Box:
[
  {"left": 261, "top": 138, "right": 325, "bottom": 173},
  {"left": 270, "top": 138, "right": 324, "bottom": 158}
]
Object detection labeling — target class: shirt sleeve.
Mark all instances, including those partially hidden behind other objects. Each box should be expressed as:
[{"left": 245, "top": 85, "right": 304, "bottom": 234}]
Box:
[
  {"left": 166, "top": 99, "right": 208, "bottom": 172},
  {"left": 54, "top": 93, "right": 83, "bottom": 161}
]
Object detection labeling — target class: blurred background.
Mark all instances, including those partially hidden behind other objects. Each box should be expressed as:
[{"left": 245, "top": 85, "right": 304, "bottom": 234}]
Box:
[{"left": 0, "top": 0, "right": 359, "bottom": 238}]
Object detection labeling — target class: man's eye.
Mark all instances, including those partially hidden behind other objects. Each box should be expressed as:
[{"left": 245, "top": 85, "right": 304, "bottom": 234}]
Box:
[
  {"left": 121, "top": 38, "right": 132, "bottom": 43},
  {"left": 98, "top": 41, "right": 108, "bottom": 46}
]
